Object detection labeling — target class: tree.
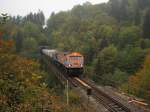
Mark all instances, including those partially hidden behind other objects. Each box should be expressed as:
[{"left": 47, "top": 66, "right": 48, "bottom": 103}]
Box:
[
  {"left": 23, "top": 37, "right": 37, "bottom": 52},
  {"left": 83, "top": 1, "right": 92, "bottom": 7},
  {"left": 24, "top": 10, "right": 45, "bottom": 27},
  {"left": 15, "top": 30, "right": 23, "bottom": 52},
  {"left": 93, "top": 45, "right": 118, "bottom": 76},
  {"left": 95, "top": 25, "right": 114, "bottom": 50},
  {"left": 137, "top": 0, "right": 150, "bottom": 9},
  {"left": 0, "top": 39, "right": 84, "bottom": 112},
  {"left": 109, "top": 0, "right": 129, "bottom": 21},
  {"left": 118, "top": 26, "right": 142, "bottom": 48},
  {"left": 0, "top": 13, "right": 10, "bottom": 24},
  {"left": 11, "top": 15, "right": 23, "bottom": 25},
  {"left": 120, "top": 0, "right": 129, "bottom": 21},
  {"left": 134, "top": 6, "right": 141, "bottom": 25},
  {"left": 128, "top": 54, "right": 150, "bottom": 100},
  {"left": 118, "top": 47, "right": 146, "bottom": 74},
  {"left": 92, "top": 45, "right": 118, "bottom": 85},
  {"left": 143, "top": 9, "right": 150, "bottom": 39}
]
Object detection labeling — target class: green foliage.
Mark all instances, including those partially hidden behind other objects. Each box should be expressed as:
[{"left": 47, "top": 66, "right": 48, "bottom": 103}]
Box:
[
  {"left": 0, "top": 40, "right": 84, "bottom": 112},
  {"left": 0, "top": 13, "right": 10, "bottom": 24},
  {"left": 118, "top": 47, "right": 147, "bottom": 74},
  {"left": 92, "top": 45, "right": 118, "bottom": 85},
  {"left": 109, "top": 0, "right": 129, "bottom": 21},
  {"left": 24, "top": 10, "right": 45, "bottom": 27},
  {"left": 23, "top": 21, "right": 40, "bottom": 36},
  {"left": 128, "top": 54, "right": 150, "bottom": 101},
  {"left": 23, "top": 37, "right": 37, "bottom": 51},
  {"left": 118, "top": 26, "right": 141, "bottom": 48},
  {"left": 137, "top": 0, "right": 150, "bottom": 9},
  {"left": 143, "top": 9, "right": 150, "bottom": 39},
  {"left": 15, "top": 30, "right": 23, "bottom": 53},
  {"left": 93, "top": 45, "right": 118, "bottom": 75},
  {"left": 1, "top": 0, "right": 150, "bottom": 101},
  {"left": 68, "top": 90, "right": 81, "bottom": 105},
  {"left": 111, "top": 69, "right": 128, "bottom": 85},
  {"left": 141, "top": 39, "right": 150, "bottom": 49},
  {"left": 45, "top": 1, "right": 150, "bottom": 90}
]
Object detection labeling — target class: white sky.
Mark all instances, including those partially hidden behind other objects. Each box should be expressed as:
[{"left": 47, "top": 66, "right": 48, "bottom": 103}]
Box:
[{"left": 0, "top": 0, "right": 109, "bottom": 18}]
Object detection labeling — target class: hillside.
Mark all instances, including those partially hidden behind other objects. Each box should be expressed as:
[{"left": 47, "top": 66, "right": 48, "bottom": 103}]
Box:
[
  {"left": 0, "top": 0, "right": 150, "bottom": 106},
  {"left": 46, "top": 0, "right": 150, "bottom": 100}
]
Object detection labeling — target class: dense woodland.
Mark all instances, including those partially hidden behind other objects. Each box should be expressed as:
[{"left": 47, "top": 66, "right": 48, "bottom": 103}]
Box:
[
  {"left": 0, "top": 0, "right": 150, "bottom": 109},
  {"left": 0, "top": 39, "right": 84, "bottom": 111}
]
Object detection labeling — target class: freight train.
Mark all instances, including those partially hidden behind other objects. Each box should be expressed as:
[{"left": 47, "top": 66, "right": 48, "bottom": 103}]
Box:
[{"left": 41, "top": 48, "right": 84, "bottom": 76}]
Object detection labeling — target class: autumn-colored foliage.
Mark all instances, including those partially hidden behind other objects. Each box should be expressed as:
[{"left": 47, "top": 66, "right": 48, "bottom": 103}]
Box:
[
  {"left": 0, "top": 39, "right": 83, "bottom": 112},
  {"left": 128, "top": 53, "right": 150, "bottom": 101},
  {"left": 0, "top": 39, "right": 14, "bottom": 53}
]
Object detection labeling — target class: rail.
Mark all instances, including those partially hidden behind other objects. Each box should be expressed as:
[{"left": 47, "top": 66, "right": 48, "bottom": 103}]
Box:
[
  {"left": 73, "top": 77, "right": 131, "bottom": 112},
  {"left": 41, "top": 54, "right": 134, "bottom": 112}
]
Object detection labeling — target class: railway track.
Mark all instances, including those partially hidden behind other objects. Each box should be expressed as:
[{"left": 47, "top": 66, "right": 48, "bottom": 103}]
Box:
[
  {"left": 42, "top": 58, "right": 131, "bottom": 112},
  {"left": 43, "top": 63, "right": 132, "bottom": 112},
  {"left": 41, "top": 51, "right": 148, "bottom": 112},
  {"left": 72, "top": 77, "right": 131, "bottom": 112},
  {"left": 41, "top": 55, "right": 148, "bottom": 112}
]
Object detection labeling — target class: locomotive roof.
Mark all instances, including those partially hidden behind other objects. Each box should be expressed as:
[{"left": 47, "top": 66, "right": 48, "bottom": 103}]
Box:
[
  {"left": 56, "top": 51, "right": 82, "bottom": 56},
  {"left": 67, "top": 52, "right": 83, "bottom": 56}
]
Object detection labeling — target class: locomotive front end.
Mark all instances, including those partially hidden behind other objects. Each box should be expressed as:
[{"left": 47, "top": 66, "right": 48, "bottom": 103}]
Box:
[{"left": 65, "top": 52, "right": 84, "bottom": 75}]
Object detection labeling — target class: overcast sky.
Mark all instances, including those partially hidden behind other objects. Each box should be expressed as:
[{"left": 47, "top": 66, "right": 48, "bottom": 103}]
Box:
[{"left": 0, "top": 0, "right": 109, "bottom": 18}]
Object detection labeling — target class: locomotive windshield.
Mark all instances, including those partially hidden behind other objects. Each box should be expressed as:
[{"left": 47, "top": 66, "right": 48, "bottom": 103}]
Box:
[{"left": 69, "top": 56, "right": 82, "bottom": 60}]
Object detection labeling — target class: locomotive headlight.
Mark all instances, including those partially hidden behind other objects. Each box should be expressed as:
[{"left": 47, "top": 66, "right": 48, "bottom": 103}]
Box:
[{"left": 69, "top": 64, "right": 71, "bottom": 67}]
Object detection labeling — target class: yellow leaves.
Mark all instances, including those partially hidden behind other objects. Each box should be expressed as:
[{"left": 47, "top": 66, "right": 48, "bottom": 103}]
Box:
[
  {"left": 143, "top": 54, "right": 150, "bottom": 70},
  {"left": 0, "top": 39, "right": 84, "bottom": 112},
  {"left": 128, "top": 53, "right": 150, "bottom": 99},
  {"left": 1, "top": 55, "right": 34, "bottom": 82},
  {"left": 32, "top": 73, "right": 42, "bottom": 79}
]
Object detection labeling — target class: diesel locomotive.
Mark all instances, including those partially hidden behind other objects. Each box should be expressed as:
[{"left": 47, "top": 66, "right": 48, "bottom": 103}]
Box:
[{"left": 41, "top": 48, "right": 84, "bottom": 76}]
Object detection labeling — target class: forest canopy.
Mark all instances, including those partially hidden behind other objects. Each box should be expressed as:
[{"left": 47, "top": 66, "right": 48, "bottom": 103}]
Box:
[{"left": 0, "top": 0, "right": 150, "bottom": 102}]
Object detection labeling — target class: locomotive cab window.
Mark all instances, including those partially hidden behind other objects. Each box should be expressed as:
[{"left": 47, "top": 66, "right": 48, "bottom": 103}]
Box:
[{"left": 70, "top": 56, "right": 82, "bottom": 60}]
